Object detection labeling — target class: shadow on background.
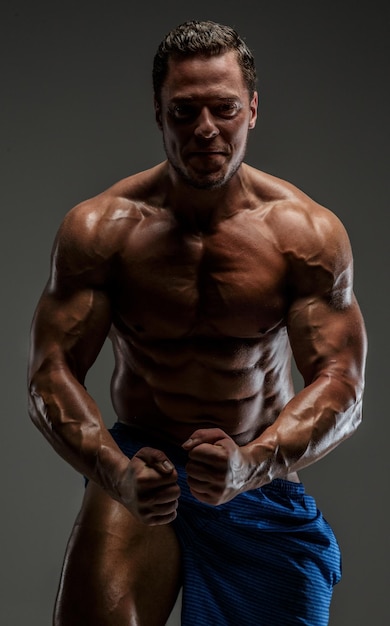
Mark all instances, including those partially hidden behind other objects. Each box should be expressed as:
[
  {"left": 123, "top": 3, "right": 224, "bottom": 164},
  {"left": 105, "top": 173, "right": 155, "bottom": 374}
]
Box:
[{"left": 1, "top": 1, "right": 389, "bottom": 624}]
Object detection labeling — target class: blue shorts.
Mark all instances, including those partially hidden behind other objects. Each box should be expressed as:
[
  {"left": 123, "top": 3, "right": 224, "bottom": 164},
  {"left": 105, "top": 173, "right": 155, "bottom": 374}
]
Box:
[{"left": 109, "top": 422, "right": 341, "bottom": 626}]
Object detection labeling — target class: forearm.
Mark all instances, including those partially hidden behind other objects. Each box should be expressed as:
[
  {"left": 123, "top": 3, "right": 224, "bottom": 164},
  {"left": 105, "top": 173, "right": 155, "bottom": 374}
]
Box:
[
  {"left": 245, "top": 374, "right": 363, "bottom": 483},
  {"left": 28, "top": 366, "right": 132, "bottom": 502}
]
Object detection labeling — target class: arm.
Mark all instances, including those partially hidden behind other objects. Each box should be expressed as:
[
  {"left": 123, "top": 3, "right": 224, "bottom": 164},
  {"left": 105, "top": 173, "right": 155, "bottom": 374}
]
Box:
[
  {"left": 245, "top": 210, "right": 367, "bottom": 479},
  {"left": 184, "top": 205, "right": 367, "bottom": 503},
  {"left": 246, "top": 292, "right": 366, "bottom": 478},
  {"left": 28, "top": 279, "right": 127, "bottom": 494},
  {"left": 28, "top": 204, "right": 180, "bottom": 522}
]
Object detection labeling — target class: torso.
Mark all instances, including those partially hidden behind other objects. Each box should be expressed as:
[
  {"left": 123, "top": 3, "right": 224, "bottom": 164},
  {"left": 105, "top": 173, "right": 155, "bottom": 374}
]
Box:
[{"left": 103, "top": 164, "right": 303, "bottom": 445}]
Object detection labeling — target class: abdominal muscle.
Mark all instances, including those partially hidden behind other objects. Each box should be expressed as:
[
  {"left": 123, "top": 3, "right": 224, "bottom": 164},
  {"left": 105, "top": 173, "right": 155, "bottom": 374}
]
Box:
[{"left": 110, "top": 328, "right": 296, "bottom": 449}]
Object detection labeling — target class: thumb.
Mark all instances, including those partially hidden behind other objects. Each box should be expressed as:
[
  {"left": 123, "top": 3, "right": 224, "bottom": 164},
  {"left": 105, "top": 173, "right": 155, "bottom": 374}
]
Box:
[
  {"left": 182, "top": 428, "right": 230, "bottom": 450},
  {"left": 133, "top": 447, "right": 175, "bottom": 474}
]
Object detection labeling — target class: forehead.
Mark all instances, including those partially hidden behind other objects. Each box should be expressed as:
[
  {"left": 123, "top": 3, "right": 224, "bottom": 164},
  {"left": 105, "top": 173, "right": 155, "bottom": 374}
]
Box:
[{"left": 162, "top": 51, "right": 248, "bottom": 102}]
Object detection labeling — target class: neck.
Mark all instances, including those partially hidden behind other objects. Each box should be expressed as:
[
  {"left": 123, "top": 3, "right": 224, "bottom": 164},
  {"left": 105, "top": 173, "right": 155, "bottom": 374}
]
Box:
[{"left": 164, "top": 162, "right": 251, "bottom": 231}]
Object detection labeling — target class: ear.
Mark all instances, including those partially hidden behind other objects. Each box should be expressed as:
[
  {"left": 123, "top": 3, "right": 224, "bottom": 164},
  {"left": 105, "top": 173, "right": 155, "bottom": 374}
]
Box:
[
  {"left": 248, "top": 91, "right": 258, "bottom": 129},
  {"left": 155, "top": 98, "right": 163, "bottom": 130}
]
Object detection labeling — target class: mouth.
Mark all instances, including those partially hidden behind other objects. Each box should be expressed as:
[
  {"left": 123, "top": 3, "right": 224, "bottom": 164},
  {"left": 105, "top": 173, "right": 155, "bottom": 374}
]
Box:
[
  {"left": 189, "top": 148, "right": 227, "bottom": 154},
  {"left": 186, "top": 144, "right": 229, "bottom": 156},
  {"left": 187, "top": 151, "right": 228, "bottom": 160}
]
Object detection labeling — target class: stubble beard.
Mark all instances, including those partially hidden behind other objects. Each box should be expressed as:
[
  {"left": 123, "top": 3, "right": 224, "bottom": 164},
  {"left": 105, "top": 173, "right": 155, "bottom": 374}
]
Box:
[
  {"left": 170, "top": 158, "right": 243, "bottom": 190},
  {"left": 164, "top": 138, "right": 248, "bottom": 191}
]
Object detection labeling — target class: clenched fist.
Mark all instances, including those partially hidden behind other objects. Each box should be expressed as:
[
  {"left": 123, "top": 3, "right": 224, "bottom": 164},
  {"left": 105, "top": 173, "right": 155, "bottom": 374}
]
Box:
[
  {"left": 129, "top": 447, "right": 181, "bottom": 525},
  {"left": 182, "top": 428, "right": 262, "bottom": 506}
]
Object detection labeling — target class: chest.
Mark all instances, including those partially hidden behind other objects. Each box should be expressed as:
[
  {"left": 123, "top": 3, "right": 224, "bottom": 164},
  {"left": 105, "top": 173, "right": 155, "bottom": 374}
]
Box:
[{"left": 113, "top": 217, "right": 288, "bottom": 337}]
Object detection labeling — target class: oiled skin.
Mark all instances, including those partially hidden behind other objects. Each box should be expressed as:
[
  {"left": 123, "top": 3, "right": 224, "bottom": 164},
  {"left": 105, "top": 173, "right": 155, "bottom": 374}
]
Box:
[
  {"left": 27, "top": 50, "right": 367, "bottom": 625},
  {"left": 28, "top": 162, "right": 366, "bottom": 497},
  {"left": 28, "top": 163, "right": 367, "bottom": 626}
]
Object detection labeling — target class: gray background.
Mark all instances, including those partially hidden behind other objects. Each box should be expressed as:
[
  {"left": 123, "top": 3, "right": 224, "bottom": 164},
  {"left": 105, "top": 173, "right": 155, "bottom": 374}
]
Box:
[{"left": 1, "top": 1, "right": 389, "bottom": 624}]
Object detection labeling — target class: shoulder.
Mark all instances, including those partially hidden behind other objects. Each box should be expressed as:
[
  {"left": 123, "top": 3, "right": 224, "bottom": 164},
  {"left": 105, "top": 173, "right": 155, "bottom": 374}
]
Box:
[
  {"left": 61, "top": 165, "right": 165, "bottom": 239},
  {"left": 56, "top": 165, "right": 167, "bottom": 252},
  {"left": 52, "top": 164, "right": 167, "bottom": 282},
  {"left": 248, "top": 166, "right": 350, "bottom": 258},
  {"left": 246, "top": 166, "right": 354, "bottom": 303},
  {"left": 273, "top": 196, "right": 350, "bottom": 260}
]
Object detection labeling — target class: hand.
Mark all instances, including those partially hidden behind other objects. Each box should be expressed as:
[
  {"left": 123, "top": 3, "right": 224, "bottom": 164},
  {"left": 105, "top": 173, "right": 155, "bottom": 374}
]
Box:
[
  {"left": 127, "top": 447, "right": 181, "bottom": 526},
  {"left": 182, "top": 428, "right": 255, "bottom": 506}
]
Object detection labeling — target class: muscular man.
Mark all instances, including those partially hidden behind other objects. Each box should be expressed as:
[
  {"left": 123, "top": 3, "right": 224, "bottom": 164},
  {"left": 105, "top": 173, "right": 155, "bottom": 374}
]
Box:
[{"left": 28, "top": 21, "right": 367, "bottom": 626}]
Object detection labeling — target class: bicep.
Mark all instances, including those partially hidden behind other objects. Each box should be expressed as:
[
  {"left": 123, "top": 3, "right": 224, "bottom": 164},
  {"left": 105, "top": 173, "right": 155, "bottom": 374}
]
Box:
[
  {"left": 284, "top": 204, "right": 367, "bottom": 387},
  {"left": 30, "top": 201, "right": 115, "bottom": 383},
  {"left": 30, "top": 284, "right": 112, "bottom": 384}
]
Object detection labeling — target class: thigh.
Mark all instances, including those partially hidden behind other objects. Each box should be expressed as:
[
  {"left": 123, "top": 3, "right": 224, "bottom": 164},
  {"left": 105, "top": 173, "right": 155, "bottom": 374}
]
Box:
[{"left": 54, "top": 482, "right": 182, "bottom": 626}]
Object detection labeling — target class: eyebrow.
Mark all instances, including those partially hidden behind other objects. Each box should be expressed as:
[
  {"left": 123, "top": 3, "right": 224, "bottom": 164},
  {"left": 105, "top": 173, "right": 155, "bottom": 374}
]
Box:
[{"left": 169, "top": 95, "right": 241, "bottom": 103}]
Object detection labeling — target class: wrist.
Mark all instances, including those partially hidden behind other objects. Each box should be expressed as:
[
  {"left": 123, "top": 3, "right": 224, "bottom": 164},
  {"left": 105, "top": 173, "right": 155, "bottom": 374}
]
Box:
[
  {"left": 95, "top": 445, "right": 134, "bottom": 503},
  {"left": 243, "top": 433, "right": 284, "bottom": 486}
]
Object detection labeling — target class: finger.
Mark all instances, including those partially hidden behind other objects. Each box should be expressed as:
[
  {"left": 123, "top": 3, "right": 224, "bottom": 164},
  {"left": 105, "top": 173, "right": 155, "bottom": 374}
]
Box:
[
  {"left": 138, "top": 496, "right": 180, "bottom": 525},
  {"left": 143, "top": 509, "right": 179, "bottom": 526},
  {"left": 137, "top": 501, "right": 179, "bottom": 525},
  {"left": 182, "top": 428, "right": 231, "bottom": 450},
  {"left": 186, "top": 442, "right": 230, "bottom": 466},
  {"left": 186, "top": 474, "right": 221, "bottom": 493},
  {"left": 131, "top": 458, "right": 179, "bottom": 492},
  {"left": 133, "top": 447, "right": 176, "bottom": 474},
  {"left": 137, "top": 483, "right": 181, "bottom": 505},
  {"left": 186, "top": 460, "right": 226, "bottom": 487},
  {"left": 187, "top": 484, "right": 224, "bottom": 506},
  {"left": 139, "top": 495, "right": 179, "bottom": 516}
]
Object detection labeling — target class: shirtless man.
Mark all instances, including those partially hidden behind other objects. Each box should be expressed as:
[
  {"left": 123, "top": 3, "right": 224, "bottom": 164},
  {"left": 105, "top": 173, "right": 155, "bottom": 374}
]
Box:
[{"left": 28, "top": 20, "right": 367, "bottom": 626}]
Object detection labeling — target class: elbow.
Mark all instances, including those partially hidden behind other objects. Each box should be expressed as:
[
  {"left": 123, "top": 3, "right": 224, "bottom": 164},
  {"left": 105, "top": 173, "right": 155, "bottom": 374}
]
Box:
[
  {"left": 27, "top": 353, "right": 66, "bottom": 426},
  {"left": 315, "top": 371, "right": 365, "bottom": 442},
  {"left": 27, "top": 361, "right": 62, "bottom": 434},
  {"left": 349, "top": 396, "right": 364, "bottom": 433},
  {"left": 347, "top": 370, "right": 365, "bottom": 434},
  {"left": 340, "top": 394, "right": 364, "bottom": 442},
  {"left": 28, "top": 372, "right": 50, "bottom": 432}
]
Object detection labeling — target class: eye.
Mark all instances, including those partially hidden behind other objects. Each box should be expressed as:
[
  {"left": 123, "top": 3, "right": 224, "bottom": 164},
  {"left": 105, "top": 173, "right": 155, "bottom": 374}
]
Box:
[
  {"left": 170, "top": 104, "right": 196, "bottom": 121},
  {"left": 214, "top": 102, "right": 241, "bottom": 118}
]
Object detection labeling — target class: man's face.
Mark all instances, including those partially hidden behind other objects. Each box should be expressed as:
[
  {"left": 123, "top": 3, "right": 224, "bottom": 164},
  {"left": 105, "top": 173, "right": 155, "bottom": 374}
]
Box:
[{"left": 155, "top": 51, "right": 258, "bottom": 190}]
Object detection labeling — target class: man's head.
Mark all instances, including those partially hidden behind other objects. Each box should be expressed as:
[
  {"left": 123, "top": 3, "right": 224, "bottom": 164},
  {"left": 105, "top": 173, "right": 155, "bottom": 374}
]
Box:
[
  {"left": 153, "top": 21, "right": 258, "bottom": 191},
  {"left": 153, "top": 20, "right": 257, "bottom": 105}
]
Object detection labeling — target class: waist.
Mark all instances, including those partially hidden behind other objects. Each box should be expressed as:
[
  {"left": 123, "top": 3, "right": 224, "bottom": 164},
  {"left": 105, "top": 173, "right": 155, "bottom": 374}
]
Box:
[
  {"left": 115, "top": 419, "right": 300, "bottom": 484},
  {"left": 117, "top": 414, "right": 267, "bottom": 447}
]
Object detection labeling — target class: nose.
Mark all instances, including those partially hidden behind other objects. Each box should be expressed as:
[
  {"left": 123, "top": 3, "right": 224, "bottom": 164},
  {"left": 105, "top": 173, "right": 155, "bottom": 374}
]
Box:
[{"left": 194, "top": 107, "right": 219, "bottom": 139}]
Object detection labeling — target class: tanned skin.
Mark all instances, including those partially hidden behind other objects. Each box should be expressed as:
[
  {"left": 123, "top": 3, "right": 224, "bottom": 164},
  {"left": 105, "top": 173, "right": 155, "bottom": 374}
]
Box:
[{"left": 28, "top": 52, "right": 367, "bottom": 625}]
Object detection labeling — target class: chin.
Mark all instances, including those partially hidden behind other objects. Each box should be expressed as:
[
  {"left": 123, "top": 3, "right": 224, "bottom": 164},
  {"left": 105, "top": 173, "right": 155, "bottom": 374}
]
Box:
[
  {"left": 173, "top": 163, "right": 239, "bottom": 191},
  {"left": 187, "top": 174, "right": 228, "bottom": 190}
]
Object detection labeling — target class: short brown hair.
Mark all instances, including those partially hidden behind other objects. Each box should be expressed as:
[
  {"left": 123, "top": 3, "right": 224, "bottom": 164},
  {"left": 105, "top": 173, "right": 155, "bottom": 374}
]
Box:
[{"left": 153, "top": 20, "right": 257, "bottom": 103}]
